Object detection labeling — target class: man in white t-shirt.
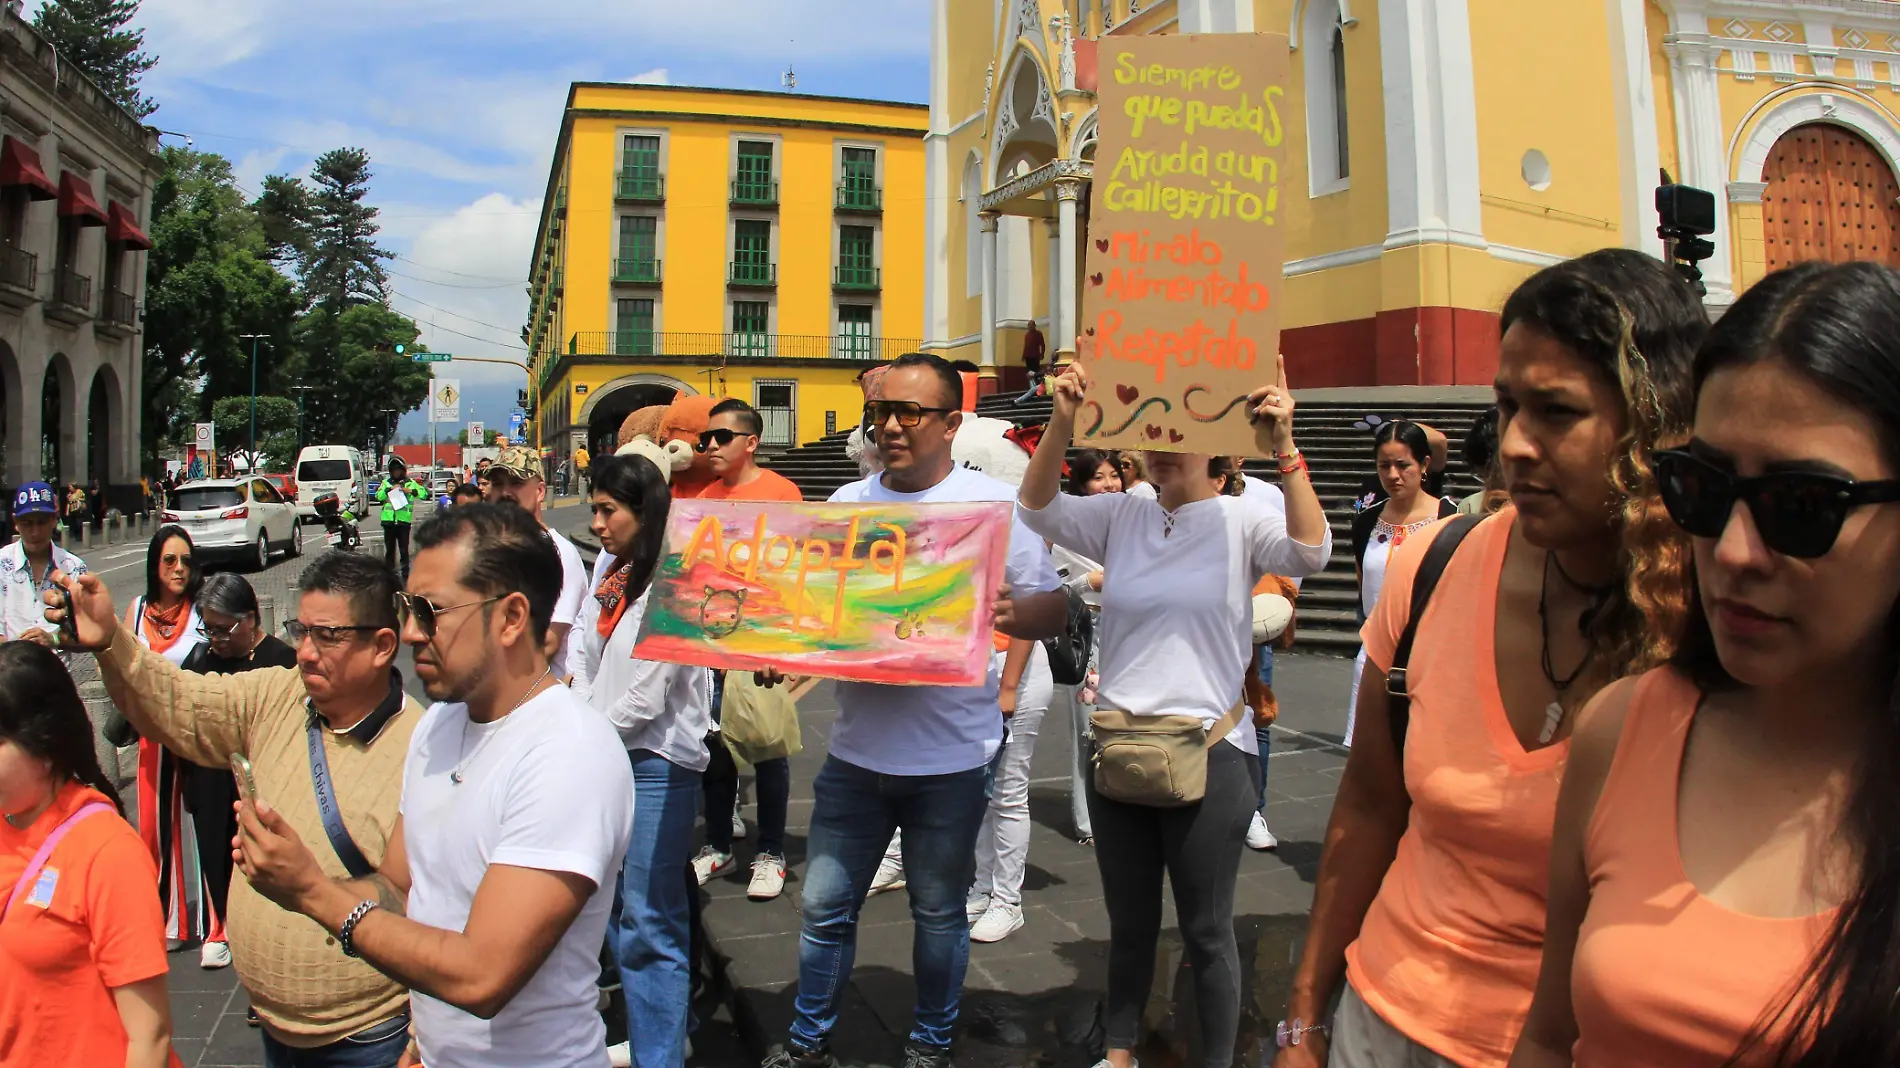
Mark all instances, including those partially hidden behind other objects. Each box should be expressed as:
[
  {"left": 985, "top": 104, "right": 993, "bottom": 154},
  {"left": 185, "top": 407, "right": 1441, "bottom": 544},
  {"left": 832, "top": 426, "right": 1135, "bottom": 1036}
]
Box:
[
  {"left": 760, "top": 355, "right": 1066, "bottom": 1068},
  {"left": 482, "top": 444, "right": 588, "bottom": 675},
  {"left": 232, "top": 503, "right": 635, "bottom": 1068}
]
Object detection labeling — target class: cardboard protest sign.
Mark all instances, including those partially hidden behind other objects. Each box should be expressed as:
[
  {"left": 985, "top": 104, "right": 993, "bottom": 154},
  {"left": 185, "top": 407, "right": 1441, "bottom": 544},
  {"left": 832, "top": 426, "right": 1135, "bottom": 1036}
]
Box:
[
  {"left": 1079, "top": 33, "right": 1289, "bottom": 457},
  {"left": 632, "top": 499, "right": 1013, "bottom": 686}
]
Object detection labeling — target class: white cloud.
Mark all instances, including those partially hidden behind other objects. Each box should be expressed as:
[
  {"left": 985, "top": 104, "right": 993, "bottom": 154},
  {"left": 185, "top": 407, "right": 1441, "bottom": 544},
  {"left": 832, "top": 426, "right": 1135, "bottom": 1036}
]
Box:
[
  {"left": 628, "top": 68, "right": 670, "bottom": 85},
  {"left": 389, "top": 193, "right": 540, "bottom": 390}
]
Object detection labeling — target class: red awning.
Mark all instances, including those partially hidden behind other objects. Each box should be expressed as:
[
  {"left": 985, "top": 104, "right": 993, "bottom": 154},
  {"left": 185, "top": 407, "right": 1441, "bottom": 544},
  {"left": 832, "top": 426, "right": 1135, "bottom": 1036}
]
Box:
[
  {"left": 57, "top": 172, "right": 106, "bottom": 225},
  {"left": 0, "top": 137, "right": 55, "bottom": 200},
  {"left": 107, "top": 201, "right": 151, "bottom": 250}
]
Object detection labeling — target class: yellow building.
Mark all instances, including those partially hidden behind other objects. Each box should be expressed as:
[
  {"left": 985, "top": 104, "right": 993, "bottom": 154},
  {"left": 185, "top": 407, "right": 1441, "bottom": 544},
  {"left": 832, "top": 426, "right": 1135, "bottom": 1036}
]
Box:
[
  {"left": 929, "top": 0, "right": 1900, "bottom": 390},
  {"left": 524, "top": 84, "right": 928, "bottom": 457}
]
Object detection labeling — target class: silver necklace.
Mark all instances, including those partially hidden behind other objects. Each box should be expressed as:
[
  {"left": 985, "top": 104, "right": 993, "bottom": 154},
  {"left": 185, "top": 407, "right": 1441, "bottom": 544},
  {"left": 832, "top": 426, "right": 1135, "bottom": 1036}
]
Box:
[{"left": 451, "top": 664, "right": 555, "bottom": 785}]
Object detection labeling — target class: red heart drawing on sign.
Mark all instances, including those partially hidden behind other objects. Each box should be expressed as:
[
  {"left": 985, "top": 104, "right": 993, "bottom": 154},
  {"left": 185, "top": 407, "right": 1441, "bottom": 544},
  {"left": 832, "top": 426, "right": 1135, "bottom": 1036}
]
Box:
[
  {"left": 1083, "top": 327, "right": 1095, "bottom": 337},
  {"left": 1168, "top": 429, "right": 1185, "bottom": 444},
  {"left": 1089, "top": 273, "right": 1104, "bottom": 286},
  {"left": 1094, "top": 239, "right": 1108, "bottom": 253},
  {"left": 1145, "top": 425, "right": 1163, "bottom": 440},
  {"left": 1115, "top": 384, "right": 1138, "bottom": 405}
]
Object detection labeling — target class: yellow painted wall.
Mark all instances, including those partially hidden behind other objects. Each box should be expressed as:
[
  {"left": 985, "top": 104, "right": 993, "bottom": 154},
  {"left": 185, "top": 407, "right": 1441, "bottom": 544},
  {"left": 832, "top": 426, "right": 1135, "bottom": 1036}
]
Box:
[{"left": 559, "top": 363, "right": 866, "bottom": 447}]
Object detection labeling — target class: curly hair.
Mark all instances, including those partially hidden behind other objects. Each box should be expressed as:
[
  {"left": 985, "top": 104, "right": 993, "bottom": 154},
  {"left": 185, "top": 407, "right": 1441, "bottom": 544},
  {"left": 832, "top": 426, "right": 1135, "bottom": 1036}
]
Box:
[{"left": 1498, "top": 249, "right": 1707, "bottom": 683}]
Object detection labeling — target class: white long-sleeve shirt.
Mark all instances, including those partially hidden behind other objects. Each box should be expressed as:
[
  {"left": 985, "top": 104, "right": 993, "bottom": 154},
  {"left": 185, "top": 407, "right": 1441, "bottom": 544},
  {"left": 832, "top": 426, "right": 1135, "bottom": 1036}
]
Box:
[
  {"left": 571, "top": 585, "right": 713, "bottom": 772},
  {"left": 1019, "top": 488, "right": 1331, "bottom": 751}
]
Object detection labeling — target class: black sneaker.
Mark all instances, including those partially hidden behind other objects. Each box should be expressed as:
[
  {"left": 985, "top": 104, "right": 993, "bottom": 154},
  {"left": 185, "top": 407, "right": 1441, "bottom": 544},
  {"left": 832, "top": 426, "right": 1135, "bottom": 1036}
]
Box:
[
  {"left": 760, "top": 1045, "right": 837, "bottom": 1068},
  {"left": 902, "top": 1044, "right": 955, "bottom": 1068}
]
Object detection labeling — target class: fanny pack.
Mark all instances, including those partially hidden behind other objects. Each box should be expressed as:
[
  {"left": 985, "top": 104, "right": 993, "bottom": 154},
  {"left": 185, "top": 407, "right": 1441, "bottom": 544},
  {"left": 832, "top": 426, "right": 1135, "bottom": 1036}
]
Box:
[{"left": 1090, "top": 703, "right": 1247, "bottom": 807}]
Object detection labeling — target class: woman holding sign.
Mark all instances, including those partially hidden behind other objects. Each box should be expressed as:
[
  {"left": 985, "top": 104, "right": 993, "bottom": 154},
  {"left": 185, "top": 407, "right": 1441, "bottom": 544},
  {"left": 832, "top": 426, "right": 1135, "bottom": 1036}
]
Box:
[
  {"left": 1018, "top": 354, "right": 1332, "bottom": 1068},
  {"left": 1276, "top": 250, "right": 1704, "bottom": 1068},
  {"left": 571, "top": 448, "right": 711, "bottom": 1068}
]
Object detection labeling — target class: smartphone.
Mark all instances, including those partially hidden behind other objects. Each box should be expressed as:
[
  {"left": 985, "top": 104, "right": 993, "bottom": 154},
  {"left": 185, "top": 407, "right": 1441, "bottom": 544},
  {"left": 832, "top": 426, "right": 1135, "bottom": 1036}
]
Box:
[
  {"left": 54, "top": 584, "right": 76, "bottom": 644},
  {"left": 230, "top": 754, "right": 260, "bottom": 808}
]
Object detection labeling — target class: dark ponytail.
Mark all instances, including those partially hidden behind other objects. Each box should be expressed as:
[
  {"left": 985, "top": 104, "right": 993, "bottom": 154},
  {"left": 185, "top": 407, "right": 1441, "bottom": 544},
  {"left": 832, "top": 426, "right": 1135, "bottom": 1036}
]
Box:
[{"left": 0, "top": 642, "right": 124, "bottom": 814}]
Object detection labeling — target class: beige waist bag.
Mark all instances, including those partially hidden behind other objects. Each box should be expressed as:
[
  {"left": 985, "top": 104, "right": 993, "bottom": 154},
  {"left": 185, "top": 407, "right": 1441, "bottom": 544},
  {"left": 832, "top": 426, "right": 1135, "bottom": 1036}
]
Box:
[{"left": 1090, "top": 704, "right": 1248, "bottom": 807}]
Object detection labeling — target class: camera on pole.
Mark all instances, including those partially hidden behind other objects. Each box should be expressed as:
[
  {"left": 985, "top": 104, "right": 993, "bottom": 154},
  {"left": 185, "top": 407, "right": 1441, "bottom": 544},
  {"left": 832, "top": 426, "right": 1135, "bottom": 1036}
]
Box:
[{"left": 1657, "top": 181, "right": 1717, "bottom": 296}]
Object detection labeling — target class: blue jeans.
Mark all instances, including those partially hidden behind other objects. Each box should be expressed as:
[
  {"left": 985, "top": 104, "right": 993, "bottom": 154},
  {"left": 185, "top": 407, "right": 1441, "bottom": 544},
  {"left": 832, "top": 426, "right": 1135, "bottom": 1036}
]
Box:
[
  {"left": 261, "top": 1013, "right": 410, "bottom": 1068},
  {"left": 1254, "top": 645, "right": 1273, "bottom": 812},
  {"left": 791, "top": 755, "right": 991, "bottom": 1052},
  {"left": 614, "top": 750, "right": 701, "bottom": 1068}
]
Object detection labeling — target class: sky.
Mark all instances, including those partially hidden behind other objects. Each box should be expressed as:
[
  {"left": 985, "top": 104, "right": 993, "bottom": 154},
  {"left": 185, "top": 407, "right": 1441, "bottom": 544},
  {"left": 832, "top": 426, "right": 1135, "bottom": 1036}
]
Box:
[{"left": 110, "top": 0, "right": 932, "bottom": 443}]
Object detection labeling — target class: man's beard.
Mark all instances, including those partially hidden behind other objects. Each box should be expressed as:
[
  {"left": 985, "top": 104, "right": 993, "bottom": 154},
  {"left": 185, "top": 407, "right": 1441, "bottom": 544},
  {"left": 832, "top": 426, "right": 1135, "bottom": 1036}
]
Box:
[{"left": 426, "top": 633, "right": 495, "bottom": 704}]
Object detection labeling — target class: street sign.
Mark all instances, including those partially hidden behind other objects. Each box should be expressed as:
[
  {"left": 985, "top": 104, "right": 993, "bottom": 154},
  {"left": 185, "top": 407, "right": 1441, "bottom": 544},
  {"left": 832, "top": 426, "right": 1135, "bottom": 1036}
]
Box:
[
  {"left": 413, "top": 353, "right": 452, "bottom": 363},
  {"left": 467, "top": 421, "right": 485, "bottom": 444},
  {"left": 432, "top": 379, "right": 461, "bottom": 422}
]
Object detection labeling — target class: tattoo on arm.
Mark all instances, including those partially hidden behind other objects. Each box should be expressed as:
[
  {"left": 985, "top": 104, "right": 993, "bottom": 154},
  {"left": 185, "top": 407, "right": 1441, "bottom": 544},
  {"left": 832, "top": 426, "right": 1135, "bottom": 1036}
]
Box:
[{"left": 342, "top": 873, "right": 407, "bottom": 918}]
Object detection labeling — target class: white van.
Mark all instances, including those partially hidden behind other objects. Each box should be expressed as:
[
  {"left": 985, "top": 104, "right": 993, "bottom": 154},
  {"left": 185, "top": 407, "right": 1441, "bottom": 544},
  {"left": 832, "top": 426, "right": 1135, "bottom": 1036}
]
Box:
[{"left": 294, "top": 445, "right": 369, "bottom": 521}]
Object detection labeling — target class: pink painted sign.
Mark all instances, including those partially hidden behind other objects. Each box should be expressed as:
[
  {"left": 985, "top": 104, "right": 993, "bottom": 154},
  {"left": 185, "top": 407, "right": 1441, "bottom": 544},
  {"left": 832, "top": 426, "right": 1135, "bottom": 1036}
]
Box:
[{"left": 631, "top": 499, "right": 1013, "bottom": 686}]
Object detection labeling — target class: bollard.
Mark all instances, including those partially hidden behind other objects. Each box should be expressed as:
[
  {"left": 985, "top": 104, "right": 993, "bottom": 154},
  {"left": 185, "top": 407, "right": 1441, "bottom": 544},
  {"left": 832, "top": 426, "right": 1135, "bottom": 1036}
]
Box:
[{"left": 258, "top": 595, "right": 277, "bottom": 637}]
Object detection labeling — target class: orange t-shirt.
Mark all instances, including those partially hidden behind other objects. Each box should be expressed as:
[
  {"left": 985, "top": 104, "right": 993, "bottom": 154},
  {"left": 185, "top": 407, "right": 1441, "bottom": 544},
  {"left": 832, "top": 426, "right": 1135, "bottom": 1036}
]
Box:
[
  {"left": 1344, "top": 507, "right": 1569, "bottom": 1067},
  {"left": 693, "top": 468, "right": 805, "bottom": 503},
  {"left": 0, "top": 783, "right": 181, "bottom": 1068},
  {"left": 1572, "top": 668, "right": 1832, "bottom": 1067}
]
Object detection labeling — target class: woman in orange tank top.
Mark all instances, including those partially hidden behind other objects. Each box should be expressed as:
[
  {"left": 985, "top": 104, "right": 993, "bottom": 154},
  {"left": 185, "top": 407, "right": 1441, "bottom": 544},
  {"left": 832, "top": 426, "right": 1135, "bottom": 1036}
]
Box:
[
  {"left": 1276, "top": 250, "right": 1706, "bottom": 1068},
  {"left": 1514, "top": 262, "right": 1900, "bottom": 1067}
]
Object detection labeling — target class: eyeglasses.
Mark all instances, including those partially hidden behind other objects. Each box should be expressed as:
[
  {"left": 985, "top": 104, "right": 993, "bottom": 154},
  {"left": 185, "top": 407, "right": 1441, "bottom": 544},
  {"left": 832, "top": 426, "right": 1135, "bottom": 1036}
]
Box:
[
  {"left": 1654, "top": 448, "right": 1900, "bottom": 559},
  {"left": 284, "top": 620, "right": 381, "bottom": 648},
  {"left": 864, "top": 401, "right": 954, "bottom": 429},
  {"left": 697, "top": 427, "right": 753, "bottom": 452},
  {"left": 203, "top": 617, "right": 248, "bottom": 639},
  {"left": 393, "top": 591, "right": 503, "bottom": 639},
  {"left": 160, "top": 553, "right": 192, "bottom": 568}
]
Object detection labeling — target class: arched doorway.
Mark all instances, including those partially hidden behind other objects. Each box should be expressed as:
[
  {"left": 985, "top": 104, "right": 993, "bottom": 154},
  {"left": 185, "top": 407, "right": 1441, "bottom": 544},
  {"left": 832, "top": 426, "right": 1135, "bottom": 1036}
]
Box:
[
  {"left": 88, "top": 366, "right": 119, "bottom": 488},
  {"left": 39, "top": 355, "right": 71, "bottom": 483},
  {"left": 582, "top": 375, "right": 694, "bottom": 456},
  {"left": 1762, "top": 122, "right": 1900, "bottom": 271}
]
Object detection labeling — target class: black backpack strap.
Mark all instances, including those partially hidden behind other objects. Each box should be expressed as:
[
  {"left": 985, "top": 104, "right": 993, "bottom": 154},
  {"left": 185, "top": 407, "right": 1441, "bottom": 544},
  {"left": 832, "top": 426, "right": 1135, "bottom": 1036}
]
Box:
[{"left": 1384, "top": 514, "right": 1484, "bottom": 755}]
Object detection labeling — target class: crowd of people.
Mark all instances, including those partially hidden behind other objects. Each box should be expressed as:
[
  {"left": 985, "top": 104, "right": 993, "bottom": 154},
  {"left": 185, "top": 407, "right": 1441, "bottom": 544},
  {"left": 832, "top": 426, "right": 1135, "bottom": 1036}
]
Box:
[{"left": 0, "top": 250, "right": 1897, "bottom": 1068}]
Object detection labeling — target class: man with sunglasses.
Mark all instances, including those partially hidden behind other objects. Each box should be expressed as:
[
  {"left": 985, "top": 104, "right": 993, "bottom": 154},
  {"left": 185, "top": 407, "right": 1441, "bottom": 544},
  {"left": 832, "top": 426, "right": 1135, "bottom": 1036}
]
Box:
[
  {"left": 693, "top": 398, "right": 804, "bottom": 503},
  {"left": 481, "top": 444, "right": 589, "bottom": 677},
  {"left": 47, "top": 552, "right": 423, "bottom": 1068},
  {"left": 762, "top": 352, "right": 1067, "bottom": 1068}
]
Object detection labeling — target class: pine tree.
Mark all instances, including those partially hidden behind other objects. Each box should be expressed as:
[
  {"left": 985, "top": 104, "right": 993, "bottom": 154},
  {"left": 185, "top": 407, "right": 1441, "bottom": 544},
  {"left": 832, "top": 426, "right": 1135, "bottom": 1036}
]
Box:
[
  {"left": 299, "top": 148, "right": 392, "bottom": 310},
  {"left": 252, "top": 174, "right": 313, "bottom": 268},
  {"left": 32, "top": 0, "right": 158, "bottom": 119}
]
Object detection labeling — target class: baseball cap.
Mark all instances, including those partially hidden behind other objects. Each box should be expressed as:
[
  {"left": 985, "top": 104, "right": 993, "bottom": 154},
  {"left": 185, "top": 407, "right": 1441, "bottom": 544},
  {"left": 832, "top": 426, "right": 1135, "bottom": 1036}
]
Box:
[
  {"left": 13, "top": 481, "right": 56, "bottom": 516},
  {"left": 490, "top": 445, "right": 542, "bottom": 481}
]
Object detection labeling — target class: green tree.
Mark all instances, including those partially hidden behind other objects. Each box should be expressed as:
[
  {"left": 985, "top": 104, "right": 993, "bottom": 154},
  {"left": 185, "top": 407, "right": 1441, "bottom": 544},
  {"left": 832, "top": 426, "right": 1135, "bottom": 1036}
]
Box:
[
  {"left": 288, "top": 304, "right": 428, "bottom": 449},
  {"left": 211, "top": 395, "right": 298, "bottom": 469},
  {"left": 142, "top": 146, "right": 298, "bottom": 471},
  {"left": 32, "top": 0, "right": 158, "bottom": 118},
  {"left": 298, "top": 148, "right": 391, "bottom": 309},
  {"left": 252, "top": 174, "right": 313, "bottom": 268}
]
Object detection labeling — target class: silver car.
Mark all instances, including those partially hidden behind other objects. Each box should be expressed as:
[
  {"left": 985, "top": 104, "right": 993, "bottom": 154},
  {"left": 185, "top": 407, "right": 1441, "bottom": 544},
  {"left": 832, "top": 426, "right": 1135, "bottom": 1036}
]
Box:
[{"left": 164, "top": 477, "right": 303, "bottom": 570}]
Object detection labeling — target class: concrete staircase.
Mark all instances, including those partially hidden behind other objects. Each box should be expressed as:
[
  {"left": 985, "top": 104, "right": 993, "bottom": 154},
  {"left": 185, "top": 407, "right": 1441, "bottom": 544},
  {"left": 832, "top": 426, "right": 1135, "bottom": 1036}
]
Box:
[{"left": 762, "top": 393, "right": 1494, "bottom": 655}]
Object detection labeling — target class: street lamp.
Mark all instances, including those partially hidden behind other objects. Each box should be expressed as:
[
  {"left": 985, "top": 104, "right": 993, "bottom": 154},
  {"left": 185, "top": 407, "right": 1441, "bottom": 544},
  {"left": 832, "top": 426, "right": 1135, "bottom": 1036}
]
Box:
[{"left": 239, "top": 333, "right": 269, "bottom": 468}]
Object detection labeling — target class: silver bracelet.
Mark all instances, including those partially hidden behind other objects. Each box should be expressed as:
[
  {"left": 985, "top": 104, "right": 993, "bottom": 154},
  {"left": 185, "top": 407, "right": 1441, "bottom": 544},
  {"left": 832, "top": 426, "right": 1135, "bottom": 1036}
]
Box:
[
  {"left": 338, "top": 900, "right": 380, "bottom": 959},
  {"left": 1276, "top": 1017, "right": 1329, "bottom": 1049}
]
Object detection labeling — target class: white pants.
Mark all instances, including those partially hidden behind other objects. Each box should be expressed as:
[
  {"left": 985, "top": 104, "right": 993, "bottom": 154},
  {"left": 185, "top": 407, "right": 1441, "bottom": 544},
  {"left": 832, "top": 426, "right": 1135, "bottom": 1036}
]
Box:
[
  {"left": 1346, "top": 646, "right": 1367, "bottom": 748},
  {"left": 972, "top": 645, "right": 1054, "bottom": 907}
]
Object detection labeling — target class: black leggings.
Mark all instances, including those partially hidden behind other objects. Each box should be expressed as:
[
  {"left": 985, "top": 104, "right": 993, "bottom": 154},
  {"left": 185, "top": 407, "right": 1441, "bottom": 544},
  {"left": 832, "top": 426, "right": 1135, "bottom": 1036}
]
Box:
[
  {"left": 1088, "top": 741, "right": 1260, "bottom": 1068},
  {"left": 180, "top": 761, "right": 237, "bottom": 931},
  {"left": 383, "top": 521, "right": 410, "bottom": 573}
]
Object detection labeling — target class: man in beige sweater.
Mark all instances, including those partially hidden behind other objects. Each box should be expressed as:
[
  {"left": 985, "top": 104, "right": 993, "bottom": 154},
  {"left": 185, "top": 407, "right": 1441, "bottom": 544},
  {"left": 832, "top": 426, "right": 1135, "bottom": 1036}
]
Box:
[{"left": 56, "top": 552, "right": 422, "bottom": 1067}]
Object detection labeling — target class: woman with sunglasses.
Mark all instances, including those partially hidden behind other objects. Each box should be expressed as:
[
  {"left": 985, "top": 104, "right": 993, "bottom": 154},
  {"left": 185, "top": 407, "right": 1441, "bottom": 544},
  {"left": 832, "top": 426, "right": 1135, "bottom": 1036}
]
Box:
[
  {"left": 122, "top": 525, "right": 211, "bottom": 952},
  {"left": 1117, "top": 452, "right": 1149, "bottom": 496},
  {"left": 172, "top": 574, "right": 297, "bottom": 975},
  {"left": 1275, "top": 250, "right": 1705, "bottom": 1068},
  {"left": 1055, "top": 449, "right": 1121, "bottom": 846},
  {"left": 1021, "top": 355, "right": 1332, "bottom": 1068},
  {"left": 0, "top": 641, "right": 179, "bottom": 1068},
  {"left": 570, "top": 449, "right": 710, "bottom": 1068},
  {"left": 1512, "top": 262, "right": 1900, "bottom": 1067}
]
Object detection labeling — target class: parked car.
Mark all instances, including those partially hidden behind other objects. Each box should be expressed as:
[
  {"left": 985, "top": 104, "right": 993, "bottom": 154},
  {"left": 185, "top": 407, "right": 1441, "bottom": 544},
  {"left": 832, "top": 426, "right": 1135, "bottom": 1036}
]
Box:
[
  {"left": 162, "top": 477, "right": 302, "bottom": 570},
  {"left": 263, "top": 472, "right": 297, "bottom": 501},
  {"left": 431, "top": 472, "right": 455, "bottom": 494}
]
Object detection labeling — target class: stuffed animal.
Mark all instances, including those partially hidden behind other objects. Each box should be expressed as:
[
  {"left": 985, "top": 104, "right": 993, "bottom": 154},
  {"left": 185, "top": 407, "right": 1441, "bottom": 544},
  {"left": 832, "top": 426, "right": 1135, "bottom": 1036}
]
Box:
[
  {"left": 614, "top": 435, "right": 694, "bottom": 485},
  {"left": 617, "top": 405, "right": 667, "bottom": 449},
  {"left": 951, "top": 414, "right": 1031, "bottom": 488}
]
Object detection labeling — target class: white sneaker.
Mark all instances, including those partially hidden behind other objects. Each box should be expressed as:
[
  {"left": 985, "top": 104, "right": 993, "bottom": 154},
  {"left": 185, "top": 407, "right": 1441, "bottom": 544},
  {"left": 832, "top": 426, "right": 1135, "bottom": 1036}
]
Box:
[
  {"left": 692, "top": 845, "right": 737, "bottom": 885},
  {"left": 867, "top": 854, "right": 906, "bottom": 896},
  {"left": 970, "top": 903, "right": 1024, "bottom": 943},
  {"left": 200, "top": 940, "right": 232, "bottom": 969},
  {"left": 1246, "top": 811, "right": 1279, "bottom": 852},
  {"left": 748, "top": 853, "right": 787, "bottom": 901},
  {"left": 731, "top": 810, "right": 746, "bottom": 840},
  {"left": 965, "top": 891, "right": 991, "bottom": 924},
  {"left": 607, "top": 1040, "right": 632, "bottom": 1067}
]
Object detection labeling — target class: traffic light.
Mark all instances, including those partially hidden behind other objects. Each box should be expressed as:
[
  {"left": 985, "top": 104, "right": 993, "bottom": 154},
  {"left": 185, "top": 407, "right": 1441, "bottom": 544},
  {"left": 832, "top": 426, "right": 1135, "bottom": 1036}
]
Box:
[
  {"left": 394, "top": 343, "right": 405, "bottom": 355},
  {"left": 517, "top": 389, "right": 530, "bottom": 409}
]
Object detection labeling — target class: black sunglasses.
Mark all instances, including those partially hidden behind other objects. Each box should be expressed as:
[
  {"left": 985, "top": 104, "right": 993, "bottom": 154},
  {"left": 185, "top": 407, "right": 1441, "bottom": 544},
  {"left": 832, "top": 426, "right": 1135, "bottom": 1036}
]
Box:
[
  {"left": 864, "top": 400, "right": 954, "bottom": 429},
  {"left": 1654, "top": 448, "right": 1900, "bottom": 559},
  {"left": 393, "top": 591, "right": 503, "bottom": 639},
  {"left": 696, "top": 427, "right": 753, "bottom": 451}
]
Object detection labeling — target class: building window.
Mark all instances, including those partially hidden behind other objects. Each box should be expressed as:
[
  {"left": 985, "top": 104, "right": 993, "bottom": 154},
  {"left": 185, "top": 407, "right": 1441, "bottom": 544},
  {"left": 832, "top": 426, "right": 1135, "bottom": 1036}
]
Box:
[
  {"left": 840, "top": 147, "right": 879, "bottom": 210},
  {"left": 732, "top": 219, "right": 773, "bottom": 285},
  {"left": 838, "top": 303, "right": 873, "bottom": 359},
  {"left": 1331, "top": 21, "right": 1350, "bottom": 180},
  {"left": 754, "top": 379, "right": 795, "bottom": 447},
  {"left": 1303, "top": 0, "right": 1350, "bottom": 193},
  {"left": 732, "top": 300, "right": 769, "bottom": 357},
  {"left": 838, "top": 225, "right": 876, "bottom": 288},
  {"left": 734, "top": 141, "right": 776, "bottom": 203},
  {"left": 618, "top": 215, "right": 657, "bottom": 281},
  {"left": 615, "top": 298, "right": 654, "bottom": 356},
  {"left": 620, "top": 135, "right": 662, "bottom": 199}
]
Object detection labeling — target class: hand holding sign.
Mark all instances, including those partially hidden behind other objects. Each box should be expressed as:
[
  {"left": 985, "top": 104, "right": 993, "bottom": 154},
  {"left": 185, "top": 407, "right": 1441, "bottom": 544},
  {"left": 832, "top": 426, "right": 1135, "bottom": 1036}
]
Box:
[
  {"left": 1247, "top": 353, "right": 1297, "bottom": 455},
  {"left": 1048, "top": 359, "right": 1091, "bottom": 427}
]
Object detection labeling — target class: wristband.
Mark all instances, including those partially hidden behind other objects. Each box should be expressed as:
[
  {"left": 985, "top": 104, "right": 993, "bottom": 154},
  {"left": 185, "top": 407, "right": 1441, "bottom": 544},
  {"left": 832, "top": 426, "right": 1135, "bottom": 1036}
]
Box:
[
  {"left": 338, "top": 900, "right": 380, "bottom": 958},
  {"left": 1276, "top": 450, "right": 1309, "bottom": 477},
  {"left": 1276, "top": 1017, "right": 1329, "bottom": 1048}
]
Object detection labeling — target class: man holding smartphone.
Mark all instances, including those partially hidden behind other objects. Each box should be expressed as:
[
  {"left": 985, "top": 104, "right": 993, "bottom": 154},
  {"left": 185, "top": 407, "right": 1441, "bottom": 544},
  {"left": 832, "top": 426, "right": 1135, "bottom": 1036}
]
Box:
[
  {"left": 48, "top": 552, "right": 423, "bottom": 1068},
  {"left": 0, "top": 481, "right": 86, "bottom": 648}
]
